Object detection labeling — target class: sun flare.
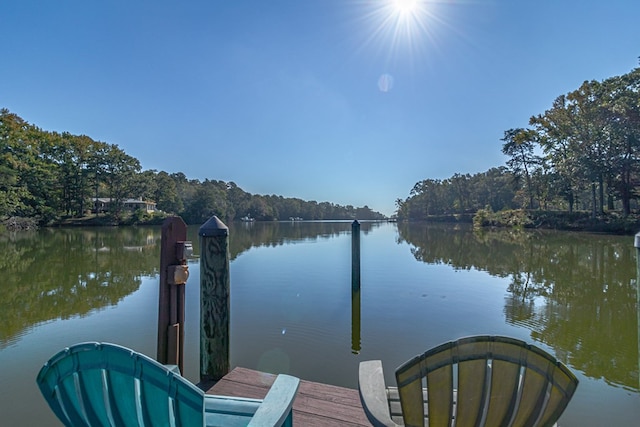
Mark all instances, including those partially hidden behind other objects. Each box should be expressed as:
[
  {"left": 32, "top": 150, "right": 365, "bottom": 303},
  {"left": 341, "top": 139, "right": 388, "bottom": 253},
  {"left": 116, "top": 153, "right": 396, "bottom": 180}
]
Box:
[
  {"left": 353, "top": 0, "right": 447, "bottom": 66},
  {"left": 392, "top": 0, "right": 419, "bottom": 16}
]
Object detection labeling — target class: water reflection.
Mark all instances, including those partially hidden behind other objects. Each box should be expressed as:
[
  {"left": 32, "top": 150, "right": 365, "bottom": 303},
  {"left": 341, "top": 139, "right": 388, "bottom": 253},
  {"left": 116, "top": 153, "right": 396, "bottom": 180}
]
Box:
[
  {"left": 0, "top": 227, "right": 161, "bottom": 348},
  {"left": 0, "top": 221, "right": 383, "bottom": 349},
  {"left": 397, "top": 222, "right": 639, "bottom": 391},
  {"left": 225, "top": 220, "right": 381, "bottom": 260},
  {"left": 7, "top": 219, "right": 634, "bottom": 395}
]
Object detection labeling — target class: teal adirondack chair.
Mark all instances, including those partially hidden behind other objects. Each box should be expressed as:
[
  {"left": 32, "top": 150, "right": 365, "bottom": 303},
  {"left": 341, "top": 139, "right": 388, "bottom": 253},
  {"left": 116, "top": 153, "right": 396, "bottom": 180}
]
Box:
[
  {"left": 359, "top": 335, "right": 579, "bottom": 427},
  {"left": 36, "top": 342, "right": 299, "bottom": 427}
]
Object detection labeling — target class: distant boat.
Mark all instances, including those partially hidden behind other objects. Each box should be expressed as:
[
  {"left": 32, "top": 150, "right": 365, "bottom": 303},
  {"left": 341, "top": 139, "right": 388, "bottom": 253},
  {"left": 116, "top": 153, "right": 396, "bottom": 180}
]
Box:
[
  {"left": 240, "top": 215, "right": 255, "bottom": 222},
  {"left": 289, "top": 217, "right": 303, "bottom": 221}
]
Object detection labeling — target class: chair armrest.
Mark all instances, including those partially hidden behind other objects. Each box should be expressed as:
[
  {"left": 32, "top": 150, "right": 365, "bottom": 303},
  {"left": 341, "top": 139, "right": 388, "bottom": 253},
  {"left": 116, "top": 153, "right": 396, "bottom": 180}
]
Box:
[
  {"left": 163, "top": 364, "right": 181, "bottom": 375},
  {"left": 248, "top": 374, "right": 300, "bottom": 427},
  {"left": 359, "top": 360, "right": 399, "bottom": 427}
]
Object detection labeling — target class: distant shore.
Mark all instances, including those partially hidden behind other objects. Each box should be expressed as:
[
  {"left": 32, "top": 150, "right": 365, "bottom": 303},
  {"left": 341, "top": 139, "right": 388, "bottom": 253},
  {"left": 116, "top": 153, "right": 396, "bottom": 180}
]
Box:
[
  {"left": 5, "top": 210, "right": 640, "bottom": 235},
  {"left": 401, "top": 210, "right": 640, "bottom": 235}
]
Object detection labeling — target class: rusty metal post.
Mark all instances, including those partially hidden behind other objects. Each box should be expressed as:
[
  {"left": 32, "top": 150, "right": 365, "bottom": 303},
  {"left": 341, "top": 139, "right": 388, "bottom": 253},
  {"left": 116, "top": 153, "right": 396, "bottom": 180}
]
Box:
[
  {"left": 199, "top": 215, "right": 230, "bottom": 382},
  {"left": 157, "top": 216, "right": 190, "bottom": 374}
]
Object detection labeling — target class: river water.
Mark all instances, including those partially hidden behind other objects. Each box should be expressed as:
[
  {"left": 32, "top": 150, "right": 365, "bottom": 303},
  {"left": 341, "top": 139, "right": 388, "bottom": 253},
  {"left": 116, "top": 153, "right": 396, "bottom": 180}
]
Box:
[{"left": 0, "top": 220, "right": 638, "bottom": 425}]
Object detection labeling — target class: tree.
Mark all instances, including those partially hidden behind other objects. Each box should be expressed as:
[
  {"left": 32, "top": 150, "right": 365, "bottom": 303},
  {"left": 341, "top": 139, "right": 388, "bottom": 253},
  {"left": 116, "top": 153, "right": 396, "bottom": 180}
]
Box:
[
  {"left": 599, "top": 69, "right": 640, "bottom": 215},
  {"left": 154, "top": 171, "right": 182, "bottom": 214},
  {"left": 103, "top": 144, "right": 141, "bottom": 219},
  {"left": 530, "top": 95, "right": 581, "bottom": 213},
  {"left": 501, "top": 128, "right": 541, "bottom": 209}
]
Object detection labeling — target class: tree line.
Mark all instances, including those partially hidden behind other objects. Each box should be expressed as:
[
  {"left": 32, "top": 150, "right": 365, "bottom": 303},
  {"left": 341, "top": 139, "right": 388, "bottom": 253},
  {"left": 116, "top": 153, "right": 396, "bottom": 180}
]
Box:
[
  {"left": 397, "top": 65, "right": 640, "bottom": 220},
  {"left": 0, "top": 108, "right": 385, "bottom": 226}
]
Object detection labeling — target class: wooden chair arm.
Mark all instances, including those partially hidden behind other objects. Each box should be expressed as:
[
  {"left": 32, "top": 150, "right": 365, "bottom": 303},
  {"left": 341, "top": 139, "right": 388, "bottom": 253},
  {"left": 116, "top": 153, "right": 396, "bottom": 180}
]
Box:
[
  {"left": 359, "top": 360, "right": 400, "bottom": 427},
  {"left": 248, "top": 374, "right": 300, "bottom": 427}
]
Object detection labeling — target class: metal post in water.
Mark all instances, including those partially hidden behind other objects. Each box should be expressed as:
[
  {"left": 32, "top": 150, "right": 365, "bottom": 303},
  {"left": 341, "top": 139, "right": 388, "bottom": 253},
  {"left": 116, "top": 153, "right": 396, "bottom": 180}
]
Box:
[
  {"left": 199, "top": 215, "right": 230, "bottom": 383},
  {"left": 352, "top": 220, "right": 361, "bottom": 353},
  {"left": 352, "top": 220, "right": 361, "bottom": 291}
]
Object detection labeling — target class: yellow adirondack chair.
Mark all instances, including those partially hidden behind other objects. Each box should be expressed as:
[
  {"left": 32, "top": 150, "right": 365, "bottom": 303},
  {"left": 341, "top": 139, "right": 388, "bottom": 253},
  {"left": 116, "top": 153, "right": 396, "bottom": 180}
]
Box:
[{"left": 359, "top": 335, "right": 578, "bottom": 427}]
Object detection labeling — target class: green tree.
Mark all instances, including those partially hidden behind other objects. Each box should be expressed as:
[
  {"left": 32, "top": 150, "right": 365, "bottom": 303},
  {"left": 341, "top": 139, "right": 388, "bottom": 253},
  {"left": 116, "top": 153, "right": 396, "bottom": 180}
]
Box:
[
  {"left": 501, "top": 128, "right": 541, "bottom": 209},
  {"left": 153, "top": 171, "right": 183, "bottom": 214},
  {"left": 103, "top": 144, "right": 141, "bottom": 219}
]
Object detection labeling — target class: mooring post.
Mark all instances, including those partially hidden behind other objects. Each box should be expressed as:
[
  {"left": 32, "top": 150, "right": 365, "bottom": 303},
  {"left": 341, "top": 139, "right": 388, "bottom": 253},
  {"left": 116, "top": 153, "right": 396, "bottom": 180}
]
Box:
[
  {"left": 635, "top": 232, "right": 640, "bottom": 391},
  {"left": 351, "top": 219, "right": 361, "bottom": 354},
  {"left": 157, "top": 216, "right": 191, "bottom": 374},
  {"left": 199, "top": 215, "right": 230, "bottom": 383},
  {"left": 352, "top": 220, "right": 361, "bottom": 291}
]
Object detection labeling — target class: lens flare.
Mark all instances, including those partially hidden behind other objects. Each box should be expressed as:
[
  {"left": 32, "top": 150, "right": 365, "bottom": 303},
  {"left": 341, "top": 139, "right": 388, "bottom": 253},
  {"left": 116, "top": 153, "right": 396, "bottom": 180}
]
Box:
[{"left": 378, "top": 73, "right": 394, "bottom": 92}]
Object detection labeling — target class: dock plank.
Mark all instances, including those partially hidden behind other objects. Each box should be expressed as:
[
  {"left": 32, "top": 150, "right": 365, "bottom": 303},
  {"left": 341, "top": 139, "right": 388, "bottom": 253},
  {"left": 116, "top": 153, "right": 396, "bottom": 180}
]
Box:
[{"left": 206, "top": 367, "right": 371, "bottom": 426}]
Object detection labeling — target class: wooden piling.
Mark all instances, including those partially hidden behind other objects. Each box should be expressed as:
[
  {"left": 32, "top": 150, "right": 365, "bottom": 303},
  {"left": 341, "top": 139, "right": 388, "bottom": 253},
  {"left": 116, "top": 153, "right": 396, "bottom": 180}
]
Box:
[
  {"left": 199, "top": 215, "right": 230, "bottom": 383},
  {"left": 157, "top": 216, "right": 189, "bottom": 373}
]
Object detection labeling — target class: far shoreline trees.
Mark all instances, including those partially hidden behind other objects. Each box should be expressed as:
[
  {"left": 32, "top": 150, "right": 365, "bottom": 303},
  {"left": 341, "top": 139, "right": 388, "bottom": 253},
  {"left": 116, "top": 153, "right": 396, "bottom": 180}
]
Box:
[
  {"left": 397, "top": 65, "right": 640, "bottom": 221},
  {"left": 0, "top": 109, "right": 385, "bottom": 226}
]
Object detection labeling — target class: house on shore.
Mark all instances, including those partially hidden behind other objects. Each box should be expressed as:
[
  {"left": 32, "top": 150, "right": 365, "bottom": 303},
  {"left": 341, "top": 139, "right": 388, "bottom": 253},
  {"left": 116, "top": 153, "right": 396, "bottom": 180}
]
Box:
[{"left": 92, "top": 198, "right": 157, "bottom": 214}]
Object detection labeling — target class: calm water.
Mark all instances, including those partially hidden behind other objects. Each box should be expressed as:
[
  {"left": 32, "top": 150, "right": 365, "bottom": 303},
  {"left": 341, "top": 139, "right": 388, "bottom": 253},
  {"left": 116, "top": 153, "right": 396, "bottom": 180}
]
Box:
[{"left": 0, "top": 221, "right": 638, "bottom": 426}]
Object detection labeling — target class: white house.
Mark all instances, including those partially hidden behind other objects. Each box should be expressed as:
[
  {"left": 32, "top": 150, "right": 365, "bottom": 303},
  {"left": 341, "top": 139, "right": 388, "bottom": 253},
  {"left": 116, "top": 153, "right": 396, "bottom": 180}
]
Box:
[{"left": 92, "top": 198, "right": 157, "bottom": 213}]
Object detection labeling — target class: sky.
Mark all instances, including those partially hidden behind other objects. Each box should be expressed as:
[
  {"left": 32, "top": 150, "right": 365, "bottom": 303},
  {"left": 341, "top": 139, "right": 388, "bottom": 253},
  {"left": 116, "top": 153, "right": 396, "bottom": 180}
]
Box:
[{"left": 1, "top": 1, "right": 639, "bottom": 216}]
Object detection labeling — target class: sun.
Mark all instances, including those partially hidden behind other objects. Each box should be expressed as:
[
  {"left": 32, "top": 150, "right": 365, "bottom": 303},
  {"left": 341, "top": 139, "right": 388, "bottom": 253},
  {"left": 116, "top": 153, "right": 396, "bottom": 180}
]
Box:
[
  {"left": 353, "top": 0, "right": 444, "bottom": 65},
  {"left": 391, "top": 0, "right": 419, "bottom": 16}
]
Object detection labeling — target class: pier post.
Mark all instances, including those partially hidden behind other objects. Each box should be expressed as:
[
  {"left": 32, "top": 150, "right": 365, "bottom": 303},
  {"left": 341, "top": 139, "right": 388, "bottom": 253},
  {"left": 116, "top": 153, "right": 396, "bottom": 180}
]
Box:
[
  {"left": 199, "top": 215, "right": 230, "bottom": 383},
  {"left": 157, "top": 216, "right": 190, "bottom": 374},
  {"left": 352, "top": 220, "right": 361, "bottom": 291}
]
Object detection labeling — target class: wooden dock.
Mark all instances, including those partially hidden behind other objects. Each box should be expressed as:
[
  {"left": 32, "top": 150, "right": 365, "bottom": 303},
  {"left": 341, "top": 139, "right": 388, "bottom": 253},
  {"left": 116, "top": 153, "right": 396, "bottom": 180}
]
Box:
[{"left": 205, "top": 367, "right": 372, "bottom": 426}]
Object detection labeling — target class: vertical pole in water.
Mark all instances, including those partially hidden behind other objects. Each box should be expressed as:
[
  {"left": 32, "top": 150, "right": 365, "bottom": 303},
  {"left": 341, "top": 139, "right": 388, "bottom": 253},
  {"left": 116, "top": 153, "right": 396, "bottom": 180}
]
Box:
[
  {"left": 635, "top": 232, "right": 640, "bottom": 391},
  {"left": 352, "top": 220, "right": 361, "bottom": 354},
  {"left": 352, "top": 220, "right": 361, "bottom": 291},
  {"left": 199, "top": 215, "right": 230, "bottom": 383},
  {"left": 157, "top": 216, "right": 189, "bottom": 372}
]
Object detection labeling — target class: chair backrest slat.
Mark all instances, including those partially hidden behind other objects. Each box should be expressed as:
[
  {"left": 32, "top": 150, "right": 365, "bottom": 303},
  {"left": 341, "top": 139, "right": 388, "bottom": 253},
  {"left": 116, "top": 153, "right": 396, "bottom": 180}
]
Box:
[
  {"left": 37, "top": 342, "right": 205, "bottom": 427},
  {"left": 394, "top": 336, "right": 578, "bottom": 427},
  {"left": 456, "top": 356, "right": 490, "bottom": 426},
  {"left": 396, "top": 353, "right": 430, "bottom": 426}
]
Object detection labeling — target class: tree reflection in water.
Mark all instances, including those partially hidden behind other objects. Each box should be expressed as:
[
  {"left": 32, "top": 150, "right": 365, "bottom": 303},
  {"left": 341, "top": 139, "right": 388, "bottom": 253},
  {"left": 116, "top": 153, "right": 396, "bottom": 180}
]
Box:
[
  {"left": 397, "top": 222, "right": 639, "bottom": 392},
  {"left": 0, "top": 227, "right": 161, "bottom": 348}
]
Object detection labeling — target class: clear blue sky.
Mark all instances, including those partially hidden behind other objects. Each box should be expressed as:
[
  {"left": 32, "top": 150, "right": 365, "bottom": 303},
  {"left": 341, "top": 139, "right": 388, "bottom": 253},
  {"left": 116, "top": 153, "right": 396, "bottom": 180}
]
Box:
[{"left": 2, "top": 1, "right": 638, "bottom": 216}]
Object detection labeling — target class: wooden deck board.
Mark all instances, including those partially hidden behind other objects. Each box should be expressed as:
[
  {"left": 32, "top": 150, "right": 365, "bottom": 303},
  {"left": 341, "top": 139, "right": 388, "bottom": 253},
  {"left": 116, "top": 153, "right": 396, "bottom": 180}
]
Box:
[{"left": 206, "top": 367, "right": 371, "bottom": 426}]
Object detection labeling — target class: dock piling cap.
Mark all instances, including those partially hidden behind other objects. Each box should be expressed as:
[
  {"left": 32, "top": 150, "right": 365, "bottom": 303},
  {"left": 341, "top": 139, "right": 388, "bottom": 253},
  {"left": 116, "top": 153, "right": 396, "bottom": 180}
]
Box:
[{"left": 199, "top": 215, "right": 229, "bottom": 237}]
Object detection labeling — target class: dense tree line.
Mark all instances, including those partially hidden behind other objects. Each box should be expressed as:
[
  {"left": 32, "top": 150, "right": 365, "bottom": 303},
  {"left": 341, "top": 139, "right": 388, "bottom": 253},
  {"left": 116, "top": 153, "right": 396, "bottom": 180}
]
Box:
[
  {"left": 397, "top": 66, "right": 640, "bottom": 220},
  {"left": 0, "top": 108, "right": 384, "bottom": 226}
]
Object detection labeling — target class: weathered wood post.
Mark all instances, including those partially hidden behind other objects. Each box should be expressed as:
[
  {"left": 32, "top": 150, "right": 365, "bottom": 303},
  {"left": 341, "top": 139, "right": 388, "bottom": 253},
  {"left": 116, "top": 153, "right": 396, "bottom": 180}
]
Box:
[
  {"left": 352, "top": 220, "right": 361, "bottom": 291},
  {"left": 157, "top": 216, "right": 191, "bottom": 374},
  {"left": 199, "top": 215, "right": 230, "bottom": 383}
]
